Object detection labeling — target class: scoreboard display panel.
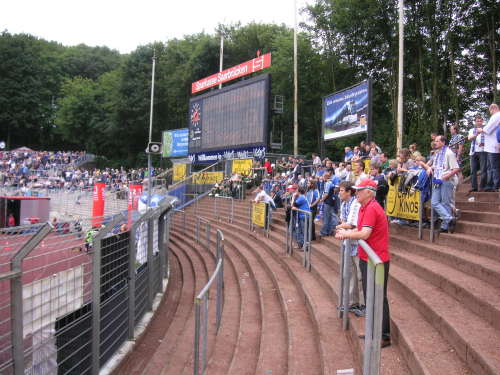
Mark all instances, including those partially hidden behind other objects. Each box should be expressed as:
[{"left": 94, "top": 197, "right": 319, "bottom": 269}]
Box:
[{"left": 188, "top": 74, "right": 270, "bottom": 154}]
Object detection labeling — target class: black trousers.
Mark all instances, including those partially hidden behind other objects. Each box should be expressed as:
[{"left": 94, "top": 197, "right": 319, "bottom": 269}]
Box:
[
  {"left": 470, "top": 151, "right": 488, "bottom": 190},
  {"left": 359, "top": 259, "right": 391, "bottom": 340}
]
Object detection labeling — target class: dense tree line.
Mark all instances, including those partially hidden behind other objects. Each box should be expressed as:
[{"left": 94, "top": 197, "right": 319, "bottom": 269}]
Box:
[{"left": 0, "top": 0, "right": 497, "bottom": 166}]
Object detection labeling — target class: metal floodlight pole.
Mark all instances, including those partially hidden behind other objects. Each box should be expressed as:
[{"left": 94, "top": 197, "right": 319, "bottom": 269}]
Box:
[
  {"left": 219, "top": 34, "right": 224, "bottom": 89},
  {"left": 147, "top": 51, "right": 157, "bottom": 209},
  {"left": 293, "top": 0, "right": 299, "bottom": 156},
  {"left": 396, "top": 0, "right": 404, "bottom": 151}
]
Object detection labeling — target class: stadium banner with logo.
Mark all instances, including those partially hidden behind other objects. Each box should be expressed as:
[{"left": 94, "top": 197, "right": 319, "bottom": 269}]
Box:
[
  {"left": 192, "top": 53, "right": 271, "bottom": 94},
  {"left": 322, "top": 80, "right": 372, "bottom": 141},
  {"left": 232, "top": 159, "right": 253, "bottom": 176},
  {"left": 189, "top": 145, "right": 266, "bottom": 164},
  {"left": 385, "top": 178, "right": 421, "bottom": 221},
  {"left": 127, "top": 184, "right": 143, "bottom": 228},
  {"left": 252, "top": 202, "right": 267, "bottom": 228},
  {"left": 193, "top": 171, "right": 224, "bottom": 185},
  {"left": 162, "top": 128, "right": 189, "bottom": 157},
  {"left": 92, "top": 183, "right": 105, "bottom": 227},
  {"left": 173, "top": 164, "right": 187, "bottom": 182}
]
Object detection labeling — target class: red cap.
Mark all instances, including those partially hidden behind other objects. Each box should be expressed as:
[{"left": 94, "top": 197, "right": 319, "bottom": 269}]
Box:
[{"left": 353, "top": 178, "right": 378, "bottom": 191}]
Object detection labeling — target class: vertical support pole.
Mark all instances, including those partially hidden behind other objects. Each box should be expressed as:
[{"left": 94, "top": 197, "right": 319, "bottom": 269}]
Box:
[
  {"left": 214, "top": 196, "right": 218, "bottom": 221},
  {"left": 230, "top": 198, "right": 234, "bottom": 223},
  {"left": 418, "top": 193, "right": 423, "bottom": 240},
  {"left": 158, "top": 213, "right": 166, "bottom": 292},
  {"left": 91, "top": 238, "right": 102, "bottom": 375},
  {"left": 183, "top": 210, "right": 186, "bottom": 234},
  {"left": 338, "top": 241, "right": 345, "bottom": 318},
  {"left": 128, "top": 223, "right": 137, "bottom": 339},
  {"left": 193, "top": 300, "right": 201, "bottom": 375},
  {"left": 202, "top": 295, "right": 209, "bottom": 373},
  {"left": 363, "top": 260, "right": 376, "bottom": 375},
  {"left": 147, "top": 216, "right": 154, "bottom": 310},
  {"left": 196, "top": 217, "right": 200, "bottom": 244},
  {"left": 206, "top": 222, "right": 211, "bottom": 251},
  {"left": 430, "top": 188, "right": 435, "bottom": 242},
  {"left": 307, "top": 212, "right": 312, "bottom": 271},
  {"left": 369, "top": 263, "right": 385, "bottom": 375},
  {"left": 342, "top": 240, "right": 351, "bottom": 330},
  {"left": 11, "top": 273, "right": 23, "bottom": 375}
]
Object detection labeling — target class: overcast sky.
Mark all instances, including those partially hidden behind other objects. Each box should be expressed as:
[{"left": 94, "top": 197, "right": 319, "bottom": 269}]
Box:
[{"left": 2, "top": 0, "right": 311, "bottom": 53}]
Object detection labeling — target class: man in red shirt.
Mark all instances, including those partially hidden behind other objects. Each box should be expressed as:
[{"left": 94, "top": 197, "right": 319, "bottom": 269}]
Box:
[{"left": 335, "top": 179, "right": 391, "bottom": 348}]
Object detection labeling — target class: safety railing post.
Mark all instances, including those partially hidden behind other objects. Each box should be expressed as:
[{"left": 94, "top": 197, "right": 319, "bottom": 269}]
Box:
[
  {"left": 230, "top": 197, "right": 234, "bottom": 223},
  {"left": 201, "top": 294, "right": 209, "bottom": 373},
  {"left": 214, "top": 195, "right": 218, "bottom": 221},
  {"left": 266, "top": 202, "right": 271, "bottom": 238},
  {"left": 430, "top": 188, "right": 435, "bottom": 242},
  {"left": 338, "top": 241, "right": 345, "bottom": 318},
  {"left": 196, "top": 217, "right": 200, "bottom": 244},
  {"left": 205, "top": 222, "right": 211, "bottom": 251},
  {"left": 158, "top": 212, "right": 166, "bottom": 291},
  {"left": 10, "top": 223, "right": 52, "bottom": 375},
  {"left": 128, "top": 221, "right": 138, "bottom": 339},
  {"left": 193, "top": 299, "right": 201, "bottom": 375},
  {"left": 418, "top": 193, "right": 423, "bottom": 240},
  {"left": 342, "top": 240, "right": 352, "bottom": 330},
  {"left": 216, "top": 230, "right": 224, "bottom": 330},
  {"left": 91, "top": 236, "right": 103, "bottom": 375},
  {"left": 369, "top": 263, "right": 385, "bottom": 375},
  {"left": 147, "top": 213, "right": 155, "bottom": 310},
  {"left": 249, "top": 202, "right": 252, "bottom": 231}
]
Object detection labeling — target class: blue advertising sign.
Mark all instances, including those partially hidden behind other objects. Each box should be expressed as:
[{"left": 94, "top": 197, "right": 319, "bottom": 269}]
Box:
[
  {"left": 162, "top": 128, "right": 189, "bottom": 157},
  {"left": 189, "top": 145, "right": 266, "bottom": 164},
  {"left": 323, "top": 80, "right": 370, "bottom": 140}
]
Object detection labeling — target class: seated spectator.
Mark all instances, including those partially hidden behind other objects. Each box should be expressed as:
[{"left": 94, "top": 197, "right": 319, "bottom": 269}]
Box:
[
  {"left": 369, "top": 162, "right": 389, "bottom": 209},
  {"left": 344, "top": 147, "right": 354, "bottom": 162},
  {"left": 409, "top": 143, "right": 422, "bottom": 160}
]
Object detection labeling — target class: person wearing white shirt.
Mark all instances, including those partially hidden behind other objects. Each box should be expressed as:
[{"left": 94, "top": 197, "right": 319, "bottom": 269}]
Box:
[
  {"left": 467, "top": 115, "right": 487, "bottom": 192},
  {"left": 478, "top": 104, "right": 500, "bottom": 191}
]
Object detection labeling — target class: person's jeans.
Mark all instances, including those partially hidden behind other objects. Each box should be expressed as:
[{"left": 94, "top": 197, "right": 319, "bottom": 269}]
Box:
[
  {"left": 486, "top": 152, "right": 500, "bottom": 190},
  {"left": 293, "top": 215, "right": 305, "bottom": 246},
  {"left": 470, "top": 151, "right": 488, "bottom": 190},
  {"left": 431, "top": 180, "right": 454, "bottom": 229},
  {"left": 360, "top": 259, "right": 390, "bottom": 340},
  {"left": 320, "top": 203, "right": 338, "bottom": 236}
]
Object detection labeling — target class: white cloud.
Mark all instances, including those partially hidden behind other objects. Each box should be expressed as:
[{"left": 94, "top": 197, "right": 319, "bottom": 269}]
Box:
[{"left": 1, "top": 0, "right": 310, "bottom": 53}]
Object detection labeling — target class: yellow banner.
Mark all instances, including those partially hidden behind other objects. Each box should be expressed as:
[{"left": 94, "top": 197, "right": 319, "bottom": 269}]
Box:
[
  {"left": 232, "top": 159, "right": 253, "bottom": 176},
  {"left": 252, "top": 202, "right": 267, "bottom": 228},
  {"left": 385, "top": 177, "right": 421, "bottom": 221},
  {"left": 193, "top": 171, "right": 224, "bottom": 185},
  {"left": 173, "top": 164, "right": 187, "bottom": 182}
]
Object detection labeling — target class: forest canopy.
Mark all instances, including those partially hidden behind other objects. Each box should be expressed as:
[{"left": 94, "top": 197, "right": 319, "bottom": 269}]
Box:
[{"left": 0, "top": 0, "right": 497, "bottom": 166}]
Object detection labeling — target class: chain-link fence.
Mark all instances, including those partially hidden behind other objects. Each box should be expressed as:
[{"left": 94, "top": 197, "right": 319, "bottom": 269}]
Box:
[{"left": 0, "top": 199, "right": 171, "bottom": 375}]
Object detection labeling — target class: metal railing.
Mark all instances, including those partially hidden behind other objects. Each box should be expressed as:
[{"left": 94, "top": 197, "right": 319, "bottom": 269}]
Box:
[
  {"left": 196, "top": 217, "right": 212, "bottom": 251},
  {"left": 285, "top": 209, "right": 313, "bottom": 271},
  {"left": 359, "top": 240, "right": 385, "bottom": 375},
  {"left": 249, "top": 201, "right": 272, "bottom": 238},
  {"left": 213, "top": 196, "right": 234, "bottom": 223},
  {"left": 193, "top": 229, "right": 224, "bottom": 375},
  {"left": 0, "top": 201, "right": 172, "bottom": 374},
  {"left": 338, "top": 239, "right": 353, "bottom": 330}
]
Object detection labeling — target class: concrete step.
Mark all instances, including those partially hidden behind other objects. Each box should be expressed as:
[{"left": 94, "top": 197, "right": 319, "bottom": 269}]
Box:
[
  {"left": 144, "top": 236, "right": 212, "bottom": 374},
  {"left": 390, "top": 246, "right": 500, "bottom": 331},
  {"left": 193, "top": 202, "right": 407, "bottom": 374},
  {"left": 390, "top": 234, "right": 500, "bottom": 289},
  {"left": 460, "top": 210, "right": 500, "bottom": 225},
  {"left": 456, "top": 191, "right": 500, "bottom": 202},
  {"left": 455, "top": 200, "right": 500, "bottom": 213},
  {"left": 204, "top": 203, "right": 500, "bottom": 373},
  {"left": 184, "top": 212, "right": 352, "bottom": 374},
  {"left": 389, "top": 224, "right": 500, "bottom": 263},
  {"left": 171, "top": 223, "right": 263, "bottom": 375},
  {"left": 112, "top": 249, "right": 184, "bottom": 374}
]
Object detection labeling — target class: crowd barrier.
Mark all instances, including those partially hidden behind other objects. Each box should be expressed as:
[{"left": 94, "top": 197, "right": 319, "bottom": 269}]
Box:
[
  {"left": 193, "top": 229, "right": 224, "bottom": 375},
  {"left": 338, "top": 239, "right": 385, "bottom": 375},
  {"left": 249, "top": 201, "right": 272, "bottom": 238},
  {"left": 213, "top": 196, "right": 234, "bottom": 223},
  {"left": 0, "top": 200, "right": 171, "bottom": 375},
  {"left": 286, "top": 209, "right": 313, "bottom": 271}
]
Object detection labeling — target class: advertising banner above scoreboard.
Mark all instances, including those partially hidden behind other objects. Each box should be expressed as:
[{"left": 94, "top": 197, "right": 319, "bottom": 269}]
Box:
[{"left": 191, "top": 53, "right": 271, "bottom": 94}]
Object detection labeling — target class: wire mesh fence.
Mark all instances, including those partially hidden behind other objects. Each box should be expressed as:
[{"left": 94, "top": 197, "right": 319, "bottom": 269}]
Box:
[{"left": 0, "top": 201, "right": 171, "bottom": 375}]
